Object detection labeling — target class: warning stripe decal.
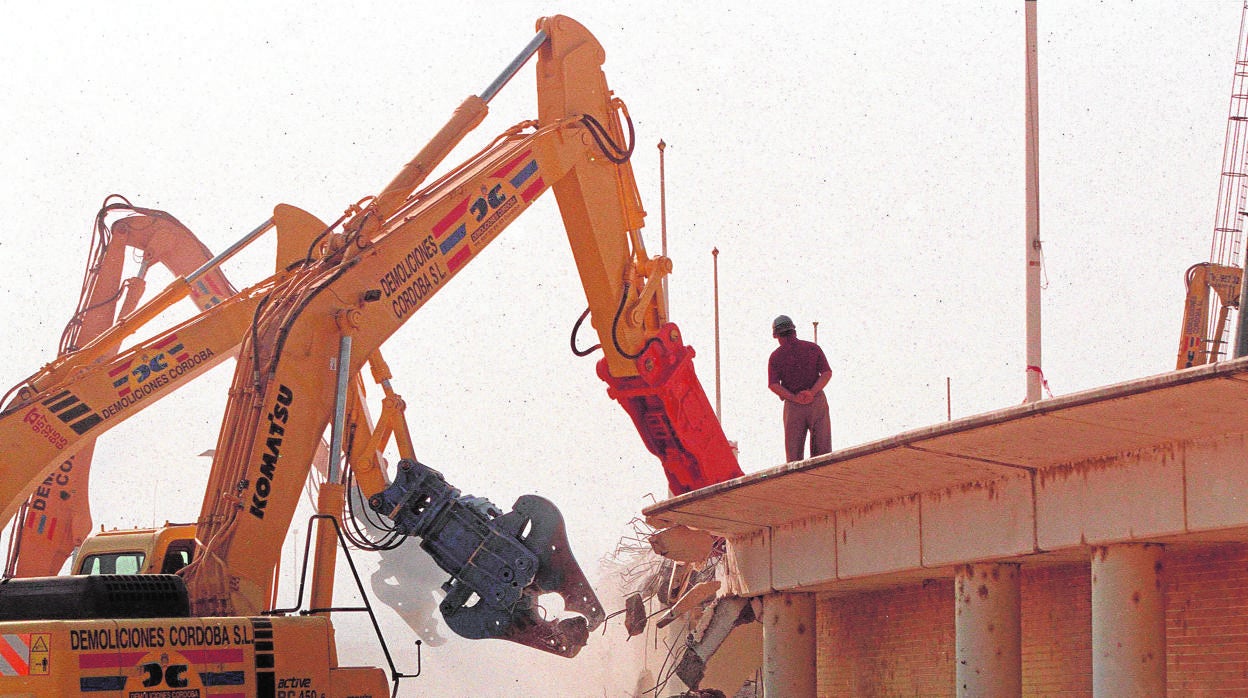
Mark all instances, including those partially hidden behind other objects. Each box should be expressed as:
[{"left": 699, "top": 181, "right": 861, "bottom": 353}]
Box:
[
  {"left": 0, "top": 634, "right": 29, "bottom": 676},
  {"left": 41, "top": 390, "right": 103, "bottom": 435}
]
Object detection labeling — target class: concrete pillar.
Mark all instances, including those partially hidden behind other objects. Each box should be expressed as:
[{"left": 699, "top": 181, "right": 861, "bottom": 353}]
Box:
[
  {"left": 762, "top": 592, "right": 816, "bottom": 698},
  {"left": 955, "top": 563, "right": 1021, "bottom": 697},
  {"left": 1091, "top": 543, "right": 1165, "bottom": 697}
]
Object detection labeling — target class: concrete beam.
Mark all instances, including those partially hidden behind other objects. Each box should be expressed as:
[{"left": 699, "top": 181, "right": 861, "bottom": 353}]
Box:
[
  {"left": 923, "top": 471, "right": 1034, "bottom": 565},
  {"left": 1037, "top": 445, "right": 1184, "bottom": 548},
  {"left": 1185, "top": 433, "right": 1248, "bottom": 530},
  {"left": 715, "top": 433, "right": 1248, "bottom": 598},
  {"left": 836, "top": 497, "right": 921, "bottom": 579}
]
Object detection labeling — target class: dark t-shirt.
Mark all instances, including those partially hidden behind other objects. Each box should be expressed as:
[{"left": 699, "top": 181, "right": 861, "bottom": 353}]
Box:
[{"left": 768, "top": 338, "right": 830, "bottom": 394}]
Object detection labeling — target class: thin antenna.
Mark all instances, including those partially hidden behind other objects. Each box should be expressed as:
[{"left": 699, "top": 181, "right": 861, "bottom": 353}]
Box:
[
  {"left": 712, "top": 247, "right": 722, "bottom": 424},
  {"left": 659, "top": 140, "right": 669, "bottom": 318}
]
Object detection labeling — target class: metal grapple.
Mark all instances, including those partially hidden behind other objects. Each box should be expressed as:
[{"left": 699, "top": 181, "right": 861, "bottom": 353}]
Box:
[{"left": 369, "top": 459, "right": 604, "bottom": 657}]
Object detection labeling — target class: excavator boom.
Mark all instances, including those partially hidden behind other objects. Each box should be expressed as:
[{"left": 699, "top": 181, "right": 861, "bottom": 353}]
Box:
[
  {"left": 184, "top": 14, "right": 741, "bottom": 648},
  {"left": 5, "top": 197, "right": 237, "bottom": 577},
  {"left": 1177, "top": 262, "right": 1242, "bottom": 369},
  {"left": 0, "top": 15, "right": 740, "bottom": 692},
  {"left": 0, "top": 282, "right": 267, "bottom": 532}
]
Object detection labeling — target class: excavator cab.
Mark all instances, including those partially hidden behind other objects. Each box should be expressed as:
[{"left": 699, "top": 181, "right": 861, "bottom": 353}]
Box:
[{"left": 72, "top": 523, "right": 197, "bottom": 576}]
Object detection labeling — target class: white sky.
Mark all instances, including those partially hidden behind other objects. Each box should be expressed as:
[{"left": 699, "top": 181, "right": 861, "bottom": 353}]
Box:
[{"left": 1, "top": 1, "right": 1243, "bottom": 694}]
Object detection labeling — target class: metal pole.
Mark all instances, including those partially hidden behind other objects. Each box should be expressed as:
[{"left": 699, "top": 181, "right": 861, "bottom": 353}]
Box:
[
  {"left": 659, "top": 140, "right": 670, "bottom": 319},
  {"left": 311, "top": 333, "right": 353, "bottom": 614},
  {"left": 1237, "top": 257, "right": 1248, "bottom": 358},
  {"left": 1024, "top": 0, "right": 1044, "bottom": 402},
  {"left": 659, "top": 141, "right": 668, "bottom": 259},
  {"left": 712, "top": 247, "right": 722, "bottom": 424}
]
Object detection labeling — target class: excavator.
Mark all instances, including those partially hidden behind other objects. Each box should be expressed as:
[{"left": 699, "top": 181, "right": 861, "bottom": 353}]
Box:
[
  {"left": 1, "top": 197, "right": 457, "bottom": 644},
  {"left": 0, "top": 15, "right": 742, "bottom": 695},
  {"left": 3, "top": 196, "right": 237, "bottom": 578},
  {"left": 3, "top": 199, "right": 444, "bottom": 635},
  {"left": 1176, "top": 262, "right": 1241, "bottom": 369}
]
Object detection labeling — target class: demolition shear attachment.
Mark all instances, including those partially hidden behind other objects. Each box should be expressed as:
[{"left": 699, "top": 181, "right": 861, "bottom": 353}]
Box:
[{"left": 369, "top": 459, "right": 605, "bottom": 657}]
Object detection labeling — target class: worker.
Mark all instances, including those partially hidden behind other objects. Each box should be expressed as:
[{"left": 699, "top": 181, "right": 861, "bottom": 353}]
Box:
[{"left": 767, "top": 314, "right": 832, "bottom": 462}]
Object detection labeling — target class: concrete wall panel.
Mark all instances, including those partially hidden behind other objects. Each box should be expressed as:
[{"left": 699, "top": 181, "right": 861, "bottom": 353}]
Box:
[
  {"left": 1021, "top": 564, "right": 1092, "bottom": 695},
  {"left": 837, "top": 497, "right": 921, "bottom": 579},
  {"left": 1167, "top": 544, "right": 1248, "bottom": 694},
  {"left": 922, "top": 472, "right": 1035, "bottom": 566},
  {"left": 1036, "top": 445, "right": 1184, "bottom": 548},
  {"left": 1185, "top": 434, "right": 1248, "bottom": 532},
  {"left": 771, "top": 514, "right": 837, "bottom": 590},
  {"left": 723, "top": 528, "right": 771, "bottom": 596},
  {"left": 818, "top": 580, "right": 955, "bottom": 696}
]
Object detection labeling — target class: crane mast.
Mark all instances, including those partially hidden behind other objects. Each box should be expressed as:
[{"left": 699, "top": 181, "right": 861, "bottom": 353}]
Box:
[
  {"left": 1178, "top": 2, "right": 1248, "bottom": 369},
  {"left": 1210, "top": 3, "right": 1248, "bottom": 272}
]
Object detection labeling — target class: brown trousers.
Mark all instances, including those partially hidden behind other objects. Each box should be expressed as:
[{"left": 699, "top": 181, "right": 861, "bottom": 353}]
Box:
[{"left": 783, "top": 391, "right": 831, "bottom": 462}]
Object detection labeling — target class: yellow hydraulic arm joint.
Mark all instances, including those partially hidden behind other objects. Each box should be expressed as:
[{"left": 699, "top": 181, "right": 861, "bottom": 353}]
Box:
[
  {"left": 629, "top": 254, "right": 673, "bottom": 326},
  {"left": 343, "top": 350, "right": 417, "bottom": 498}
]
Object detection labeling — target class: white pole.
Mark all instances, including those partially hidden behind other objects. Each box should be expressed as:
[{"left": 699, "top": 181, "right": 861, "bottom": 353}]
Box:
[{"left": 1024, "top": 0, "right": 1044, "bottom": 402}]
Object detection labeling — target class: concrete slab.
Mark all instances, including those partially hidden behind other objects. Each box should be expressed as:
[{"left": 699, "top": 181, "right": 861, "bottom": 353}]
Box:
[{"left": 645, "top": 358, "right": 1248, "bottom": 594}]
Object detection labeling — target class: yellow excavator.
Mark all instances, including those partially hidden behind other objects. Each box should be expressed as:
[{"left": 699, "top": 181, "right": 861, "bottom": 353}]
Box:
[
  {"left": 0, "top": 15, "right": 741, "bottom": 695},
  {"left": 1176, "top": 262, "right": 1242, "bottom": 369},
  {"left": 3, "top": 196, "right": 237, "bottom": 579}
]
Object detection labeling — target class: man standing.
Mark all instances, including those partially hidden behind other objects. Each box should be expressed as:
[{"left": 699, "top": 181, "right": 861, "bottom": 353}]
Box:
[{"left": 768, "top": 315, "right": 832, "bottom": 462}]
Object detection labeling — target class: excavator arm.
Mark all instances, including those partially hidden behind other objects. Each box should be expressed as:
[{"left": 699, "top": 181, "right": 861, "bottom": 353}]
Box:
[
  {"left": 537, "top": 17, "right": 741, "bottom": 494},
  {"left": 5, "top": 196, "right": 237, "bottom": 577},
  {"left": 181, "top": 15, "right": 741, "bottom": 658},
  {"left": 0, "top": 197, "right": 352, "bottom": 538},
  {"left": 0, "top": 272, "right": 272, "bottom": 537},
  {"left": 1177, "top": 262, "right": 1242, "bottom": 369}
]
